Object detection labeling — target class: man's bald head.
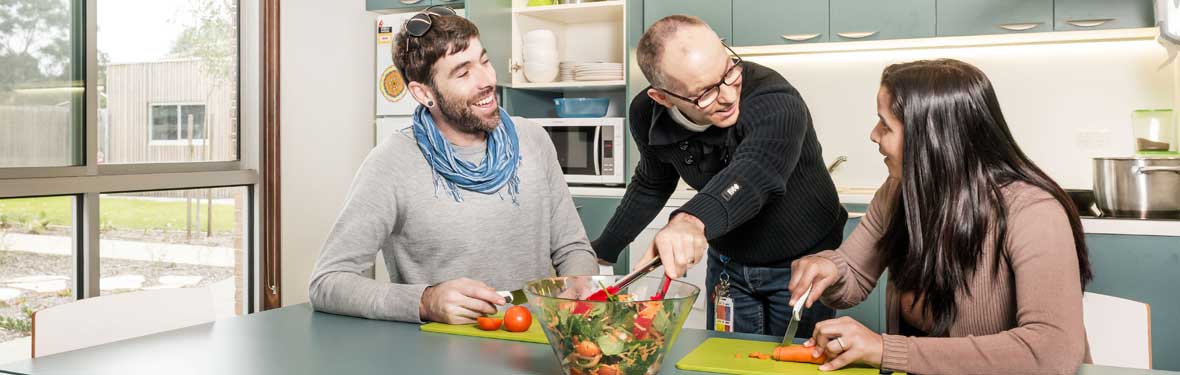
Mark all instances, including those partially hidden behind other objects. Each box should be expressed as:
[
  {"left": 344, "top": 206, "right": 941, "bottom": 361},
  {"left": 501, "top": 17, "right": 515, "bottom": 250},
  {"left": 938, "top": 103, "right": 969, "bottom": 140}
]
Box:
[{"left": 636, "top": 15, "right": 720, "bottom": 92}]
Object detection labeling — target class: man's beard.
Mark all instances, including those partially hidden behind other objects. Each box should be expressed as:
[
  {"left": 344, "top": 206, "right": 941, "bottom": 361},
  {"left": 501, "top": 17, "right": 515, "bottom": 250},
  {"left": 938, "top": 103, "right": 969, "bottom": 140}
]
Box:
[{"left": 433, "top": 87, "right": 500, "bottom": 134}]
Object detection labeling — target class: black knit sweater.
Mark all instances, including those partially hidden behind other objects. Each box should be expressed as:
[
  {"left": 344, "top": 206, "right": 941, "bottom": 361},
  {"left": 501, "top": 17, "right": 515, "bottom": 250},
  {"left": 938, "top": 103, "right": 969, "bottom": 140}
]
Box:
[{"left": 591, "top": 61, "right": 847, "bottom": 267}]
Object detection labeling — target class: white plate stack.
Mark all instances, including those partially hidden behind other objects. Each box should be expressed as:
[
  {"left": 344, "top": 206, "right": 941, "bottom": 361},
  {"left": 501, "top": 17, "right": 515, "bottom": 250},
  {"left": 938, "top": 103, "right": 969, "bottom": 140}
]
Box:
[
  {"left": 559, "top": 61, "right": 577, "bottom": 82},
  {"left": 523, "top": 29, "right": 558, "bottom": 83},
  {"left": 573, "top": 62, "right": 623, "bottom": 82}
]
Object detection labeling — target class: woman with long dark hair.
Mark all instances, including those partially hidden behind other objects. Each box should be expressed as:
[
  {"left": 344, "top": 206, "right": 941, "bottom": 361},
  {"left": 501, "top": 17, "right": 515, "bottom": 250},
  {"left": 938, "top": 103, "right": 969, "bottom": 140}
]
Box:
[{"left": 787, "top": 59, "right": 1092, "bottom": 374}]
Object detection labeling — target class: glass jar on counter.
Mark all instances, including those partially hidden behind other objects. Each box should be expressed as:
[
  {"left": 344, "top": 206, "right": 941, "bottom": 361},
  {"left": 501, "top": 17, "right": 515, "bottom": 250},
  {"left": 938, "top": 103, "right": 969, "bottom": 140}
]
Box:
[{"left": 1132, "top": 109, "right": 1177, "bottom": 155}]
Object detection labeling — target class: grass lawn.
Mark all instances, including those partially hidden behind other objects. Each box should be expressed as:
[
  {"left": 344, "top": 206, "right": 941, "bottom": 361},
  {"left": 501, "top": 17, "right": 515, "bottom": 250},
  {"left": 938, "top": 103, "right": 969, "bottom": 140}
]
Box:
[{"left": 0, "top": 195, "right": 238, "bottom": 233}]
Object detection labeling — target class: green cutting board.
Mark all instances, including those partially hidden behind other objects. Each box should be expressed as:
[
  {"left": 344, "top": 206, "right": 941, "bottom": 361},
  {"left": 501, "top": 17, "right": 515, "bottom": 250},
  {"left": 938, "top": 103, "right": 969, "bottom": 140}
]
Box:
[
  {"left": 419, "top": 313, "right": 548, "bottom": 344},
  {"left": 676, "top": 338, "right": 896, "bottom": 375}
]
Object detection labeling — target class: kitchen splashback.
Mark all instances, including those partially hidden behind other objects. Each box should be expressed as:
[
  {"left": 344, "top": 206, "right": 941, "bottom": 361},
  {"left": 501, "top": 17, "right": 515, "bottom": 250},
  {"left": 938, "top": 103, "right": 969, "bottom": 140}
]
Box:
[{"left": 749, "top": 39, "right": 1173, "bottom": 190}]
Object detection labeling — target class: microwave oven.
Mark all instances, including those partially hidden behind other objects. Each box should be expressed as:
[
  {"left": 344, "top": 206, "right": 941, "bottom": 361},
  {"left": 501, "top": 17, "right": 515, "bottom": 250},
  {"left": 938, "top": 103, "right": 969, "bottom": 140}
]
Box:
[{"left": 525, "top": 117, "right": 625, "bottom": 186}]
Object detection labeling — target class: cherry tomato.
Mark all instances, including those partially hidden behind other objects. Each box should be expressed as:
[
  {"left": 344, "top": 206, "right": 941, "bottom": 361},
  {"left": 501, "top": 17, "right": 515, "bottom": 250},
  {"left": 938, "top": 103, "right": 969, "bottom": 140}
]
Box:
[
  {"left": 575, "top": 339, "right": 601, "bottom": 357},
  {"left": 594, "top": 364, "right": 620, "bottom": 375},
  {"left": 503, "top": 306, "right": 532, "bottom": 332},
  {"left": 476, "top": 316, "right": 502, "bottom": 331}
]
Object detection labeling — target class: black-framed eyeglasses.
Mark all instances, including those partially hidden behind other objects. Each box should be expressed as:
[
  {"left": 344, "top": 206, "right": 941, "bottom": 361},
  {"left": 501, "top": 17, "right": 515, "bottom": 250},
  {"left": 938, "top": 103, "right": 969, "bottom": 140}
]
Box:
[{"left": 654, "top": 42, "right": 744, "bottom": 109}]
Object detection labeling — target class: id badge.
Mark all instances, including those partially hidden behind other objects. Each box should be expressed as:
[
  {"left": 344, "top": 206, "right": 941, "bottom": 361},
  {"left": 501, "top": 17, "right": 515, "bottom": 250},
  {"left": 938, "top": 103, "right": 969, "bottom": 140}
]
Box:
[{"left": 714, "top": 296, "right": 734, "bottom": 332}]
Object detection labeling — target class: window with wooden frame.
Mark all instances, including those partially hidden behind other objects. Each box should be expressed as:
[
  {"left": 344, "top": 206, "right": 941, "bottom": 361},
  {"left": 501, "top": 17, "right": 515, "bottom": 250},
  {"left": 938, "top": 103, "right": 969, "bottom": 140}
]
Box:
[{"left": 0, "top": 0, "right": 282, "bottom": 364}]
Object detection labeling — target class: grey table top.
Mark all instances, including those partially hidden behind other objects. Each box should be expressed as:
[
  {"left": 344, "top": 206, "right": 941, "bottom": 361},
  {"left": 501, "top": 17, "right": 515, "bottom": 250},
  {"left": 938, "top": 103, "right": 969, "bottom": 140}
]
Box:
[{"left": 1, "top": 303, "right": 1173, "bottom": 375}]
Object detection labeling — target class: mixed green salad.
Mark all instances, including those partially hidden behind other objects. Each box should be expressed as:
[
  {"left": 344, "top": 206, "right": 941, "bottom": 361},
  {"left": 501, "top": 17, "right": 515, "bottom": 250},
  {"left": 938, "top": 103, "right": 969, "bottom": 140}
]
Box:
[{"left": 537, "top": 291, "right": 687, "bottom": 375}]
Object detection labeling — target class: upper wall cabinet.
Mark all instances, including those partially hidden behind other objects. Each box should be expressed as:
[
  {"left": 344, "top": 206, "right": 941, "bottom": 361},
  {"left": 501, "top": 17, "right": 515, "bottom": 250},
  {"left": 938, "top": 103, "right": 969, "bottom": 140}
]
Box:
[
  {"left": 367, "top": 0, "right": 464, "bottom": 12},
  {"left": 936, "top": 0, "right": 1054, "bottom": 37},
  {"left": 733, "top": 0, "right": 829, "bottom": 46},
  {"left": 829, "top": 0, "right": 935, "bottom": 42},
  {"left": 644, "top": 0, "right": 733, "bottom": 42},
  {"left": 368, "top": 0, "right": 428, "bottom": 11},
  {"left": 1054, "top": 0, "right": 1156, "bottom": 31}
]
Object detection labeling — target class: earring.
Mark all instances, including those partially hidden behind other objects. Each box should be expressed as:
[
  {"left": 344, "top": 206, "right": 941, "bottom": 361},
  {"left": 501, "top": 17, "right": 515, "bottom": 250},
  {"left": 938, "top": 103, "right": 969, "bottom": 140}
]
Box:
[{"left": 427, "top": 100, "right": 434, "bottom": 107}]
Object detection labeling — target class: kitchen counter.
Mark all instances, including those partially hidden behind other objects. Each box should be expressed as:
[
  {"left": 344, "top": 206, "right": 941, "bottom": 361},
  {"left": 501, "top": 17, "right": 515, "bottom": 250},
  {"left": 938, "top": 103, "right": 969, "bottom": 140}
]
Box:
[
  {"left": 2, "top": 303, "right": 1174, "bottom": 375},
  {"left": 571, "top": 185, "right": 1178, "bottom": 236},
  {"left": 837, "top": 187, "right": 1180, "bottom": 236}
]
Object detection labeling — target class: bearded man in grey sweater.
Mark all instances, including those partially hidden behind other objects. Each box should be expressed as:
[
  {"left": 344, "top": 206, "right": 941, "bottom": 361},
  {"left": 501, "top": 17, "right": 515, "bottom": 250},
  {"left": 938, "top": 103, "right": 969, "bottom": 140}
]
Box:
[{"left": 309, "top": 8, "right": 597, "bottom": 324}]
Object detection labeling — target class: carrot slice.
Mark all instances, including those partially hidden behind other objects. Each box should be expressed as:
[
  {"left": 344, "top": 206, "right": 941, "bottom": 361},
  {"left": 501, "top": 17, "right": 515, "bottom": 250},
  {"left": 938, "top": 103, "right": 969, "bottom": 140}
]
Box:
[{"left": 773, "top": 345, "right": 826, "bottom": 364}]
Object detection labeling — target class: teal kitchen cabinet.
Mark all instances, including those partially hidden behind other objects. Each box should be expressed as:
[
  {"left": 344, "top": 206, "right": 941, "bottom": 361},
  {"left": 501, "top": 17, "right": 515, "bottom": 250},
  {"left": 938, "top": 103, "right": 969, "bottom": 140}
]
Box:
[
  {"left": 733, "top": 0, "right": 829, "bottom": 46},
  {"left": 368, "top": 0, "right": 463, "bottom": 13},
  {"left": 1084, "top": 233, "right": 1180, "bottom": 371},
  {"left": 937, "top": 0, "right": 1054, "bottom": 37},
  {"left": 367, "top": 0, "right": 429, "bottom": 12},
  {"left": 1054, "top": 0, "right": 1156, "bottom": 31},
  {"left": 572, "top": 197, "right": 622, "bottom": 240},
  {"left": 572, "top": 196, "right": 627, "bottom": 274},
  {"left": 644, "top": 0, "right": 733, "bottom": 43},
  {"left": 829, "top": 0, "right": 935, "bottom": 42},
  {"left": 833, "top": 214, "right": 888, "bottom": 333}
]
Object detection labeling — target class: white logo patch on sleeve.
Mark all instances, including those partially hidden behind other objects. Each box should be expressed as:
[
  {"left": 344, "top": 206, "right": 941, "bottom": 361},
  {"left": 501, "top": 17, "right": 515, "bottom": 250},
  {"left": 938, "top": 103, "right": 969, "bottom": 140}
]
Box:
[{"left": 721, "top": 182, "right": 741, "bottom": 201}]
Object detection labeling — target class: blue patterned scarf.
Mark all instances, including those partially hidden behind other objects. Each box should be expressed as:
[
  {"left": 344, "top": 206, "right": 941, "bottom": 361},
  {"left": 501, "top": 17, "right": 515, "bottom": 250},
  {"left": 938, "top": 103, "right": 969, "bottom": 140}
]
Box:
[{"left": 411, "top": 105, "right": 521, "bottom": 204}]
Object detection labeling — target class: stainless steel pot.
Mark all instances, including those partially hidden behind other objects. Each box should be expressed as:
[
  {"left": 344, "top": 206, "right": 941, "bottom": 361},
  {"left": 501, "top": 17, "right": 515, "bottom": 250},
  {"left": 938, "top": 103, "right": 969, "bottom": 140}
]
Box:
[{"left": 1093, "top": 157, "right": 1180, "bottom": 219}]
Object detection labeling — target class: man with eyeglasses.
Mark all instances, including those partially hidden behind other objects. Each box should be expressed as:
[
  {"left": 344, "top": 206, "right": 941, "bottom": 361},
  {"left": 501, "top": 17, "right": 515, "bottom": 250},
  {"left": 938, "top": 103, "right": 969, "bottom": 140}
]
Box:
[
  {"left": 591, "top": 15, "right": 847, "bottom": 337},
  {"left": 309, "top": 7, "right": 597, "bottom": 324}
]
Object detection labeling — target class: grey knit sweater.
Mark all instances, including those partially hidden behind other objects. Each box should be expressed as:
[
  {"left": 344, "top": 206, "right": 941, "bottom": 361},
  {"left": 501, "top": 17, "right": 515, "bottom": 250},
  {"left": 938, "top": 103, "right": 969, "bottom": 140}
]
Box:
[{"left": 308, "top": 117, "right": 598, "bottom": 322}]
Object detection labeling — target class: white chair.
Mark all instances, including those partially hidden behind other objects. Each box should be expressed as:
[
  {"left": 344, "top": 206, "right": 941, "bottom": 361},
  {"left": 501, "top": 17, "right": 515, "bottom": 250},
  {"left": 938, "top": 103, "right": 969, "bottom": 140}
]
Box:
[
  {"left": 31, "top": 287, "right": 216, "bottom": 358},
  {"left": 1082, "top": 292, "right": 1152, "bottom": 369}
]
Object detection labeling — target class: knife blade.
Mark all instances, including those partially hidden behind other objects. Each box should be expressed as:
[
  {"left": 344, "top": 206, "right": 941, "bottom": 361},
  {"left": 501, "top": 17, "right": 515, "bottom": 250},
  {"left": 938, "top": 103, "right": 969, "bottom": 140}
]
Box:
[
  {"left": 497, "top": 289, "right": 528, "bottom": 306},
  {"left": 780, "top": 285, "right": 813, "bottom": 347}
]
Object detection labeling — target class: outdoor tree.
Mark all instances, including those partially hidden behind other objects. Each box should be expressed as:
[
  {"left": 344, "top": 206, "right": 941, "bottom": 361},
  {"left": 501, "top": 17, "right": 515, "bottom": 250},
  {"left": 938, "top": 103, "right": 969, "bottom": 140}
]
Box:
[
  {"left": 169, "top": 0, "right": 237, "bottom": 89},
  {"left": 0, "top": 0, "right": 110, "bottom": 104},
  {"left": 0, "top": 0, "right": 73, "bottom": 102},
  {"left": 168, "top": 0, "right": 238, "bottom": 236}
]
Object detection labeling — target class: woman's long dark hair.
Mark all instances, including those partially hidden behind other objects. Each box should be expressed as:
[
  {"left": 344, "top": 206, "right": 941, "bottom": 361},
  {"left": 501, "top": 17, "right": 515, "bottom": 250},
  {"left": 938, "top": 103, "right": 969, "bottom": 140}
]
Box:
[{"left": 877, "top": 59, "right": 1092, "bottom": 336}]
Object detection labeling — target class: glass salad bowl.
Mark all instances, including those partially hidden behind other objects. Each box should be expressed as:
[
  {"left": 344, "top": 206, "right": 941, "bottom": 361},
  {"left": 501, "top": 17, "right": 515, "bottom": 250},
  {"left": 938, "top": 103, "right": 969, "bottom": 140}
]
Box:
[{"left": 524, "top": 275, "right": 700, "bottom": 375}]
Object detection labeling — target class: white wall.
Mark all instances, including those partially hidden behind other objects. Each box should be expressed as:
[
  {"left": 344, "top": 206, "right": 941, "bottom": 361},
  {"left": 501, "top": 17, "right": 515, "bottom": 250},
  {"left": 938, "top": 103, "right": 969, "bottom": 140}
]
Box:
[
  {"left": 280, "top": 0, "right": 375, "bottom": 306},
  {"left": 748, "top": 39, "right": 1174, "bottom": 190}
]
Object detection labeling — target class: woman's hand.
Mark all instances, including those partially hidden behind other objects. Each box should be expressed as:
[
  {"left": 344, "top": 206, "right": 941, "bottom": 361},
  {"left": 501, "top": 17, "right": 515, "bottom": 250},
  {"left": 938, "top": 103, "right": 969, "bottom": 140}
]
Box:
[
  {"left": 788, "top": 254, "right": 839, "bottom": 308},
  {"left": 804, "top": 316, "right": 883, "bottom": 371}
]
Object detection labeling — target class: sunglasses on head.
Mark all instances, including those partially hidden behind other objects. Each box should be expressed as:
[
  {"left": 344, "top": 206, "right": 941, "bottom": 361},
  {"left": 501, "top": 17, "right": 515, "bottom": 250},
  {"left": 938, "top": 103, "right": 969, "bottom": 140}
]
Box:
[{"left": 404, "top": 6, "right": 457, "bottom": 38}]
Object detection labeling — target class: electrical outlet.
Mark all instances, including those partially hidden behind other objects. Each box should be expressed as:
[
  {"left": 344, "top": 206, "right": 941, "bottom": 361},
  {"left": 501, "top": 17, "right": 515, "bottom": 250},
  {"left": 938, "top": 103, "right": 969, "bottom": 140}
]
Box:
[{"left": 1076, "top": 129, "right": 1110, "bottom": 150}]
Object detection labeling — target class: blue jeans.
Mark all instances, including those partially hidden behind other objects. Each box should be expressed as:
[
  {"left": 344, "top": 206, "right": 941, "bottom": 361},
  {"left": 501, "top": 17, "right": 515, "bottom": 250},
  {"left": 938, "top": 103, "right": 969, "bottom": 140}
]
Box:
[{"left": 705, "top": 249, "right": 836, "bottom": 337}]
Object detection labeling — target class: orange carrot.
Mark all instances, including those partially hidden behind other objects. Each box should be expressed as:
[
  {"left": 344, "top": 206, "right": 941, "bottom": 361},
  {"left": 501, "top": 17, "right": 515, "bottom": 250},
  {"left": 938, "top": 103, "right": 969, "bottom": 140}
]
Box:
[{"left": 773, "top": 345, "right": 826, "bottom": 364}]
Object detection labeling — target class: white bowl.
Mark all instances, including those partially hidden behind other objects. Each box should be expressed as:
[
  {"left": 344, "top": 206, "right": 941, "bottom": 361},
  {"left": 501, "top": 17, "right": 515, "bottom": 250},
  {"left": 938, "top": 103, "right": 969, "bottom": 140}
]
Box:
[
  {"left": 523, "top": 63, "right": 558, "bottom": 83},
  {"left": 523, "top": 29, "right": 557, "bottom": 45},
  {"left": 523, "top": 49, "right": 559, "bottom": 63},
  {"left": 523, "top": 46, "right": 557, "bottom": 57},
  {"left": 523, "top": 37, "right": 556, "bottom": 46}
]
